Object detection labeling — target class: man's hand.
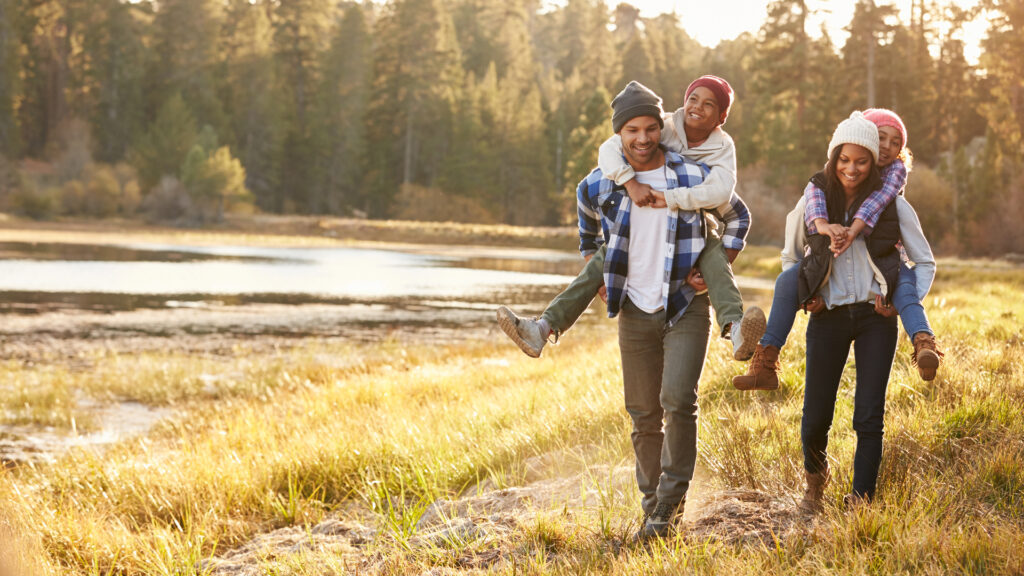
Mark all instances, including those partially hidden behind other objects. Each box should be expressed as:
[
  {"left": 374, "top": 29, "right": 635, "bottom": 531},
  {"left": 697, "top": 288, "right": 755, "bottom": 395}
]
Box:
[
  {"left": 686, "top": 267, "right": 707, "bottom": 293},
  {"left": 804, "top": 295, "right": 826, "bottom": 314},
  {"left": 874, "top": 294, "right": 897, "bottom": 317},
  {"left": 598, "top": 284, "right": 608, "bottom": 303},
  {"left": 624, "top": 179, "right": 655, "bottom": 207},
  {"left": 725, "top": 248, "right": 739, "bottom": 264}
]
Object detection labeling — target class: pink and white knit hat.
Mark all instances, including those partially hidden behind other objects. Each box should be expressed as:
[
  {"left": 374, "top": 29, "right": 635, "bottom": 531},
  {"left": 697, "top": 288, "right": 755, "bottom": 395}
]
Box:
[{"left": 863, "top": 108, "right": 908, "bottom": 150}]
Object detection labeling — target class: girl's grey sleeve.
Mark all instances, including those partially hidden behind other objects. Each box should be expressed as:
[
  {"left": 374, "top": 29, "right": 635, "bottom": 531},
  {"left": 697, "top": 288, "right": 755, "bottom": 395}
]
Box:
[{"left": 896, "top": 197, "right": 935, "bottom": 299}]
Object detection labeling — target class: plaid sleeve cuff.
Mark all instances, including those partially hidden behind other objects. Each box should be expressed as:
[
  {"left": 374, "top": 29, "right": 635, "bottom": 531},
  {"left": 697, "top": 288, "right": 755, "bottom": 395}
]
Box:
[
  {"left": 803, "top": 181, "right": 828, "bottom": 233},
  {"left": 721, "top": 235, "right": 745, "bottom": 251}
]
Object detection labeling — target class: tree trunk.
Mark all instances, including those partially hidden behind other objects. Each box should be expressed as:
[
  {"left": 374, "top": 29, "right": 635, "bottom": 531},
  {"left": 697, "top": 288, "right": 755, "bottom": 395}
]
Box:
[
  {"left": 0, "top": 0, "right": 8, "bottom": 152},
  {"left": 555, "top": 127, "right": 563, "bottom": 192},
  {"left": 403, "top": 105, "right": 414, "bottom": 184},
  {"left": 866, "top": 27, "right": 876, "bottom": 108}
]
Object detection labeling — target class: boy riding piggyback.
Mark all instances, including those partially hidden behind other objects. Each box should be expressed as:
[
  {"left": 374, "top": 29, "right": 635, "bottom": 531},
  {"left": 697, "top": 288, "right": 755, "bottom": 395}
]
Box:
[{"left": 497, "top": 76, "right": 765, "bottom": 361}]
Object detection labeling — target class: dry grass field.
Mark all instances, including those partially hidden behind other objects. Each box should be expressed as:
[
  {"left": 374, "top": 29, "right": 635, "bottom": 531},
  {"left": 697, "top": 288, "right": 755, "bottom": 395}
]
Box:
[{"left": 0, "top": 217, "right": 1021, "bottom": 575}]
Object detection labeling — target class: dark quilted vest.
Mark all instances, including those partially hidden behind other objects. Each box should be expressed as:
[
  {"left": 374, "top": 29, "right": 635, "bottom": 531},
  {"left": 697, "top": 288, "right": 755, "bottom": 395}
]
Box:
[{"left": 798, "top": 172, "right": 901, "bottom": 307}]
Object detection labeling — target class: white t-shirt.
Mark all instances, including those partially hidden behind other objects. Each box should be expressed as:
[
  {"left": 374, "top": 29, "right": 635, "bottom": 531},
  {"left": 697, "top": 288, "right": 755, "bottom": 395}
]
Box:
[{"left": 626, "top": 165, "right": 669, "bottom": 313}]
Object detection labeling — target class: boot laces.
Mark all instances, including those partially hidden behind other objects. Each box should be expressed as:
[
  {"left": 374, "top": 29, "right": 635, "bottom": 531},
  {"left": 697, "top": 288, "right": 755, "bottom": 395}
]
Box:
[
  {"left": 912, "top": 335, "right": 944, "bottom": 365},
  {"left": 752, "top": 347, "right": 779, "bottom": 371}
]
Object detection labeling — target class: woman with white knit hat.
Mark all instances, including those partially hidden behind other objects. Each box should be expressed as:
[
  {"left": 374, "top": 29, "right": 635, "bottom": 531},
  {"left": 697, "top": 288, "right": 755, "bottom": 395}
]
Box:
[{"left": 779, "top": 112, "right": 936, "bottom": 512}]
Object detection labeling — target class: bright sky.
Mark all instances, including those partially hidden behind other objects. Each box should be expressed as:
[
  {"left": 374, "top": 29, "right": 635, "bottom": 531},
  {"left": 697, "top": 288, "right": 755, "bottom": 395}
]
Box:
[{"left": 610, "top": 0, "right": 989, "bottom": 65}]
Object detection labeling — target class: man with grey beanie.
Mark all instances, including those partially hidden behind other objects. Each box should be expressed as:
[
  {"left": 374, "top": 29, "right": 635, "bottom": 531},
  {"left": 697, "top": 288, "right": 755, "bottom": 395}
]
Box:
[
  {"left": 523, "top": 81, "right": 750, "bottom": 539},
  {"left": 498, "top": 77, "right": 763, "bottom": 366}
]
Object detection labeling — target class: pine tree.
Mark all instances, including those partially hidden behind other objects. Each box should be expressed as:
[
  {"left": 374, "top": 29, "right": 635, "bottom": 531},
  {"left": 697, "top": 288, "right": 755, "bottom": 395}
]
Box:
[
  {"left": 974, "top": 0, "right": 1024, "bottom": 254},
  {"left": 551, "top": 0, "right": 618, "bottom": 93},
  {"left": 366, "top": 0, "right": 462, "bottom": 217},
  {"left": 489, "top": 0, "right": 552, "bottom": 224},
  {"left": 841, "top": 0, "right": 898, "bottom": 109},
  {"left": 749, "top": 0, "right": 840, "bottom": 189},
  {"left": 131, "top": 93, "right": 198, "bottom": 192},
  {"left": 221, "top": 0, "right": 279, "bottom": 212},
  {"left": 617, "top": 35, "right": 655, "bottom": 92},
  {"left": 272, "top": 0, "right": 332, "bottom": 213},
  {"left": 16, "top": 0, "right": 73, "bottom": 156},
  {"left": 0, "top": 0, "right": 23, "bottom": 156},
  {"left": 152, "top": 0, "right": 227, "bottom": 136},
  {"left": 979, "top": 0, "right": 1024, "bottom": 158},
  {"left": 934, "top": 5, "right": 983, "bottom": 158},
  {"left": 80, "top": 0, "right": 146, "bottom": 163},
  {"left": 564, "top": 86, "right": 612, "bottom": 206},
  {"left": 883, "top": 21, "right": 938, "bottom": 163},
  {"left": 314, "top": 2, "right": 371, "bottom": 214},
  {"left": 643, "top": 13, "right": 704, "bottom": 109}
]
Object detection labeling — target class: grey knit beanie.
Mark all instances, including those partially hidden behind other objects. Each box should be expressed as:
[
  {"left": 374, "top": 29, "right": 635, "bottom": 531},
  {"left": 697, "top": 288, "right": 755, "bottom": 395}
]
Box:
[
  {"left": 611, "top": 81, "right": 664, "bottom": 133},
  {"left": 827, "top": 111, "right": 880, "bottom": 162}
]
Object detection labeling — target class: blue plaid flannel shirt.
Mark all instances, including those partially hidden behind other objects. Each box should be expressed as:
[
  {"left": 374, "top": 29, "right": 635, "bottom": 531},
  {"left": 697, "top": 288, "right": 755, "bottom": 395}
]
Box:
[
  {"left": 576, "top": 149, "right": 751, "bottom": 328},
  {"left": 804, "top": 159, "right": 908, "bottom": 234}
]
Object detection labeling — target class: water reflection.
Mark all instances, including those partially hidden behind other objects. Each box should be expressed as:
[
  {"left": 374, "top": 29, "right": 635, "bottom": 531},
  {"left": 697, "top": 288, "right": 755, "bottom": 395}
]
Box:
[
  {"left": 0, "top": 242, "right": 578, "bottom": 309},
  {"left": 0, "top": 241, "right": 282, "bottom": 263}
]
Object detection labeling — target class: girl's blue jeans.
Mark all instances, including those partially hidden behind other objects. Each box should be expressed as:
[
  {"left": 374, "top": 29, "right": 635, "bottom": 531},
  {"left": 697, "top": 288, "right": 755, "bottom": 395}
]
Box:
[
  {"left": 760, "top": 263, "right": 932, "bottom": 350},
  {"left": 891, "top": 265, "right": 932, "bottom": 339}
]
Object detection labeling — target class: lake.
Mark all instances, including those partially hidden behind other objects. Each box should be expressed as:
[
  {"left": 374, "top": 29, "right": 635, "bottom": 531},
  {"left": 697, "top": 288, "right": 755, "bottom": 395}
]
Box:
[
  {"left": 0, "top": 241, "right": 580, "bottom": 307},
  {"left": 0, "top": 239, "right": 773, "bottom": 347}
]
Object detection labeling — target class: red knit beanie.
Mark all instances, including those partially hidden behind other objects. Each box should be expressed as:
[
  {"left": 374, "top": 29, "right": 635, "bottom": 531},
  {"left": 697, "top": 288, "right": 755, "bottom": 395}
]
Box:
[
  {"left": 684, "top": 75, "right": 734, "bottom": 125},
  {"left": 862, "top": 108, "right": 908, "bottom": 150}
]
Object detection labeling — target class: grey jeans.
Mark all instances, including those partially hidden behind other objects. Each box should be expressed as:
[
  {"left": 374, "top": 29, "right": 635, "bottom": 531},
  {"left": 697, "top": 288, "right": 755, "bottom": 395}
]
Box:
[{"left": 618, "top": 293, "right": 711, "bottom": 514}]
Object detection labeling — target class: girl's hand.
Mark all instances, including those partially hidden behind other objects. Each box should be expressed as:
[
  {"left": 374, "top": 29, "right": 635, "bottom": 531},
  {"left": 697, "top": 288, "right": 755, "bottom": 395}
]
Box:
[
  {"left": 815, "top": 221, "right": 848, "bottom": 250},
  {"left": 647, "top": 190, "right": 668, "bottom": 209},
  {"left": 832, "top": 227, "right": 861, "bottom": 257},
  {"left": 823, "top": 224, "right": 851, "bottom": 256},
  {"left": 874, "top": 294, "right": 897, "bottom": 317}
]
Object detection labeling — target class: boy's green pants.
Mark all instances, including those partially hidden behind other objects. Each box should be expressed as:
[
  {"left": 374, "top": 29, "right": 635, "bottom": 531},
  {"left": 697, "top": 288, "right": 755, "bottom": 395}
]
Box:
[{"left": 540, "top": 233, "right": 744, "bottom": 338}]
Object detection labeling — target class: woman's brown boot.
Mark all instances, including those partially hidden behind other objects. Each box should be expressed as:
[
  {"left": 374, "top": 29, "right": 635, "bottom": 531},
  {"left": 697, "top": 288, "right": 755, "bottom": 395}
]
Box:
[
  {"left": 799, "top": 467, "right": 830, "bottom": 514},
  {"left": 912, "top": 333, "right": 943, "bottom": 381},
  {"left": 732, "top": 344, "right": 780, "bottom": 391}
]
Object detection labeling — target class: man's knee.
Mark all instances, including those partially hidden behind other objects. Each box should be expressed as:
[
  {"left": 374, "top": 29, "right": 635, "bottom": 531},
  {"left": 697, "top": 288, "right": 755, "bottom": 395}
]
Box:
[
  {"left": 660, "top": 385, "right": 698, "bottom": 417},
  {"left": 627, "top": 406, "right": 663, "bottom": 433}
]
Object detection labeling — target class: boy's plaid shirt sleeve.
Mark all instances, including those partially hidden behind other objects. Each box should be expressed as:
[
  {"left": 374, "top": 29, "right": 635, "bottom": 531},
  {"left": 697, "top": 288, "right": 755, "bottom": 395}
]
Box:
[
  {"left": 854, "top": 159, "right": 907, "bottom": 233},
  {"left": 803, "top": 181, "right": 827, "bottom": 234}
]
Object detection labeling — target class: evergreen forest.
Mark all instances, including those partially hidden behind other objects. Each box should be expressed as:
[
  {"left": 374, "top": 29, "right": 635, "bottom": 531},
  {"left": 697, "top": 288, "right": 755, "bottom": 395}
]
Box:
[{"left": 0, "top": 0, "right": 1021, "bottom": 255}]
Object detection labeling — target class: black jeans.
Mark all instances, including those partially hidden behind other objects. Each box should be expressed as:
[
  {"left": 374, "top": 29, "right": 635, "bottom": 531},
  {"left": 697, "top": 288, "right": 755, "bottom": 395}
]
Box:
[{"left": 801, "top": 302, "right": 898, "bottom": 499}]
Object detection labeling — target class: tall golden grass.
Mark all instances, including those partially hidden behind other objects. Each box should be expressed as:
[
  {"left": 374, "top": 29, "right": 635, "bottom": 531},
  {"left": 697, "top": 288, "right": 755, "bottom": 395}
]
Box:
[{"left": 0, "top": 262, "right": 1021, "bottom": 574}]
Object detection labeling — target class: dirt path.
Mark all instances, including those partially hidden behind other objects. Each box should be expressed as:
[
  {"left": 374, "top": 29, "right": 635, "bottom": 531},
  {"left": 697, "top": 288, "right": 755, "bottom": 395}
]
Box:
[{"left": 204, "top": 459, "right": 806, "bottom": 575}]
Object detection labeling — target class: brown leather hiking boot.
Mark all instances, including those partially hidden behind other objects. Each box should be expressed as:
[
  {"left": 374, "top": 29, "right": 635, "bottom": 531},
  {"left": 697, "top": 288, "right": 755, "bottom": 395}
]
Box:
[
  {"left": 732, "top": 344, "right": 780, "bottom": 391},
  {"left": 799, "top": 467, "right": 830, "bottom": 514},
  {"left": 912, "top": 332, "right": 943, "bottom": 381}
]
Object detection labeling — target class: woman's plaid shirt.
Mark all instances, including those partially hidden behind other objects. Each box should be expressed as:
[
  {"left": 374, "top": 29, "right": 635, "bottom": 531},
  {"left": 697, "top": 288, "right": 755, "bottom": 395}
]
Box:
[{"left": 576, "top": 150, "right": 751, "bottom": 328}]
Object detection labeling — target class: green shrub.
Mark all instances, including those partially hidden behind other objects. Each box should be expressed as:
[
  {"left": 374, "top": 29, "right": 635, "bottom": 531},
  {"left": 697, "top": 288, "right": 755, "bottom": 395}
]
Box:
[{"left": 11, "top": 178, "right": 57, "bottom": 220}]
